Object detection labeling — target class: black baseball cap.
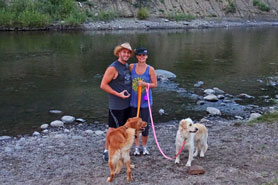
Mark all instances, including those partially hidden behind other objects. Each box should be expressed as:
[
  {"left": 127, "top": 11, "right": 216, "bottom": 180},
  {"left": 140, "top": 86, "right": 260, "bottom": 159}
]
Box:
[{"left": 135, "top": 48, "right": 148, "bottom": 55}]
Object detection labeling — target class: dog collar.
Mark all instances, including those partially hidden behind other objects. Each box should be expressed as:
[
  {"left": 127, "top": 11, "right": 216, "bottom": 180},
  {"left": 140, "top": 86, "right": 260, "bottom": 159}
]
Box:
[{"left": 123, "top": 125, "right": 128, "bottom": 129}]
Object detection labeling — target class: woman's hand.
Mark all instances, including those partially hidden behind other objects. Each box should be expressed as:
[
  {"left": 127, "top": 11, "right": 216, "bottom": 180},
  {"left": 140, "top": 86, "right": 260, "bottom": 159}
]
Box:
[{"left": 138, "top": 80, "right": 147, "bottom": 87}]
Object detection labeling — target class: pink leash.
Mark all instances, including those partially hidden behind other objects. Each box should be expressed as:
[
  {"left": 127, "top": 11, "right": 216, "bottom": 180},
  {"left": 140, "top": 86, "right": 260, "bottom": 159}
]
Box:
[{"left": 145, "top": 83, "right": 186, "bottom": 160}]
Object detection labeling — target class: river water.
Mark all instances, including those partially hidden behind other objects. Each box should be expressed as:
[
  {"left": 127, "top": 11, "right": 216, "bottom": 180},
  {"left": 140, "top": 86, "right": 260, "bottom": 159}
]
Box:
[{"left": 1, "top": 27, "right": 278, "bottom": 136}]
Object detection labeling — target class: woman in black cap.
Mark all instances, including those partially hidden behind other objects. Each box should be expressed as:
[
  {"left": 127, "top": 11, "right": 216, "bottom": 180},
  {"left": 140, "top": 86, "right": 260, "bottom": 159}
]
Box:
[{"left": 129, "top": 48, "right": 157, "bottom": 155}]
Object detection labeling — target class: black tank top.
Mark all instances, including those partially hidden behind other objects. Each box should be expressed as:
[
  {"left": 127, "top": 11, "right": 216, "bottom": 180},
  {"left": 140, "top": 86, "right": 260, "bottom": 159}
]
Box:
[{"left": 108, "top": 60, "right": 131, "bottom": 110}]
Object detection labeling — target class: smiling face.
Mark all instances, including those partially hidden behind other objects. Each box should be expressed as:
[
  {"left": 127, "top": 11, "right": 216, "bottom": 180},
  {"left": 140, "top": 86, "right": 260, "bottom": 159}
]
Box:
[
  {"left": 118, "top": 49, "right": 132, "bottom": 63},
  {"left": 136, "top": 54, "right": 148, "bottom": 64}
]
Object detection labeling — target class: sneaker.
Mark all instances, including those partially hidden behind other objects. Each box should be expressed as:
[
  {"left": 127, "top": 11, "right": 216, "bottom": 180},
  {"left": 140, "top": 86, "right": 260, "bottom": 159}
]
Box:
[
  {"left": 143, "top": 147, "right": 150, "bottom": 155},
  {"left": 134, "top": 147, "right": 140, "bottom": 156},
  {"left": 103, "top": 151, "right": 108, "bottom": 161}
]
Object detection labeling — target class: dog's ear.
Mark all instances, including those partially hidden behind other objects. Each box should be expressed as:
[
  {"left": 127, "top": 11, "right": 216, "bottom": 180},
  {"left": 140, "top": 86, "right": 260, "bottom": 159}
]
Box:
[{"left": 180, "top": 120, "right": 187, "bottom": 129}]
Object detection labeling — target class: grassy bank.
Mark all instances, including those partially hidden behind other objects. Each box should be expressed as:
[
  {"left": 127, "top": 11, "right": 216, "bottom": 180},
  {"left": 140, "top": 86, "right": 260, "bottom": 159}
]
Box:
[{"left": 0, "top": 0, "right": 87, "bottom": 28}]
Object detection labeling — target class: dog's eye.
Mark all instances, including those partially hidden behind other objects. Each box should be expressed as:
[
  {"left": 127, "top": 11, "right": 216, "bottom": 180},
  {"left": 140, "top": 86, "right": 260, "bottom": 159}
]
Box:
[{"left": 189, "top": 124, "right": 192, "bottom": 126}]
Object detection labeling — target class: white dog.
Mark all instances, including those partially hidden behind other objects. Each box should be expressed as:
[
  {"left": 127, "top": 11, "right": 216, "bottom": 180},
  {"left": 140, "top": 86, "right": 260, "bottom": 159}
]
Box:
[{"left": 175, "top": 118, "right": 208, "bottom": 166}]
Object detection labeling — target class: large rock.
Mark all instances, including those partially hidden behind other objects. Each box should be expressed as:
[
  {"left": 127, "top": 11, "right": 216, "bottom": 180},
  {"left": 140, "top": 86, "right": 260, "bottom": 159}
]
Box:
[
  {"left": 155, "top": 69, "right": 176, "bottom": 80},
  {"left": 213, "top": 87, "right": 225, "bottom": 94},
  {"left": 204, "top": 94, "right": 218, "bottom": 102},
  {"left": 206, "top": 107, "right": 221, "bottom": 116},
  {"left": 238, "top": 93, "right": 254, "bottom": 99},
  {"left": 248, "top": 113, "right": 262, "bottom": 121}
]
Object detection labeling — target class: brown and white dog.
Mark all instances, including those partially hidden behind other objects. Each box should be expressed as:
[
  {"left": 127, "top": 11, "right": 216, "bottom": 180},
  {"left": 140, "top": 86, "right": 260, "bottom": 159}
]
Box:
[
  {"left": 175, "top": 118, "right": 208, "bottom": 166},
  {"left": 106, "top": 117, "right": 147, "bottom": 182}
]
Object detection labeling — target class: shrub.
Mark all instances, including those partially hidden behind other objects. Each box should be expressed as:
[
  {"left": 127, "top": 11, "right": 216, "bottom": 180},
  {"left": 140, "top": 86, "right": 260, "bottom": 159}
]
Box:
[
  {"left": 17, "top": 10, "right": 51, "bottom": 27},
  {"left": 10, "top": 0, "right": 36, "bottom": 14},
  {"left": 65, "top": 10, "right": 87, "bottom": 25},
  {"left": 0, "top": 0, "right": 6, "bottom": 9},
  {"left": 253, "top": 0, "right": 270, "bottom": 12},
  {"left": 167, "top": 12, "right": 195, "bottom": 22},
  {"left": 137, "top": 7, "right": 149, "bottom": 20},
  {"left": 90, "top": 10, "right": 118, "bottom": 22},
  {"left": 0, "top": 9, "right": 16, "bottom": 26},
  {"left": 225, "top": 1, "right": 236, "bottom": 14},
  {"left": 0, "top": 0, "right": 89, "bottom": 27}
]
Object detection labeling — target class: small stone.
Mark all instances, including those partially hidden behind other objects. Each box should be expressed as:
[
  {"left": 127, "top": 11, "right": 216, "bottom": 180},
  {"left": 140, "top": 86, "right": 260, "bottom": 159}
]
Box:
[
  {"left": 235, "top": 116, "right": 243, "bottom": 120},
  {"left": 33, "top": 131, "right": 40, "bottom": 136},
  {"left": 95, "top": 130, "right": 104, "bottom": 136},
  {"left": 40, "top": 124, "right": 49, "bottom": 130},
  {"left": 61, "top": 115, "right": 75, "bottom": 123},
  {"left": 42, "top": 129, "right": 49, "bottom": 134},
  {"left": 85, "top": 130, "right": 94, "bottom": 135},
  {"left": 188, "top": 165, "right": 205, "bottom": 175},
  {"left": 248, "top": 113, "right": 262, "bottom": 121},
  {"left": 76, "top": 118, "right": 86, "bottom": 123},
  {"left": 50, "top": 120, "right": 64, "bottom": 127},
  {"left": 159, "top": 109, "right": 165, "bottom": 115},
  {"left": 204, "top": 89, "right": 215, "bottom": 95},
  {"left": 213, "top": 87, "right": 225, "bottom": 94},
  {"left": 204, "top": 94, "right": 218, "bottom": 102},
  {"left": 206, "top": 107, "right": 221, "bottom": 116},
  {"left": 0, "top": 136, "right": 12, "bottom": 141},
  {"left": 49, "top": 110, "right": 62, "bottom": 114}
]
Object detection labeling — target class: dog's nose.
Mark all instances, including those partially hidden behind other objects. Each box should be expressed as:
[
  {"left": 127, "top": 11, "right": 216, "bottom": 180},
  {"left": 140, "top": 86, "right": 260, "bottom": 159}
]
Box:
[{"left": 195, "top": 128, "right": 198, "bottom": 131}]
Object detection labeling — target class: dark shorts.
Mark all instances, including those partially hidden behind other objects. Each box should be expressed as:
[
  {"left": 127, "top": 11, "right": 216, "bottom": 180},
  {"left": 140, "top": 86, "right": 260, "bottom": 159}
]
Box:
[
  {"left": 130, "top": 107, "right": 150, "bottom": 137},
  {"left": 108, "top": 107, "right": 130, "bottom": 128}
]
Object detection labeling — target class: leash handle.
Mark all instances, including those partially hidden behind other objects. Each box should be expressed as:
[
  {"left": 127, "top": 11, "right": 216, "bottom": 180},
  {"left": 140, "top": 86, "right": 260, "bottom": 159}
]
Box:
[
  {"left": 136, "top": 81, "right": 142, "bottom": 118},
  {"left": 146, "top": 83, "right": 186, "bottom": 160}
]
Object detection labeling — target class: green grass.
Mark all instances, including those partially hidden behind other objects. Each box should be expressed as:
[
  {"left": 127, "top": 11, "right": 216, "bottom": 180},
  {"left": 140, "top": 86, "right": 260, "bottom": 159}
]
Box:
[
  {"left": 261, "top": 178, "right": 278, "bottom": 185},
  {"left": 249, "top": 111, "right": 278, "bottom": 124},
  {"left": 167, "top": 12, "right": 195, "bottom": 21}
]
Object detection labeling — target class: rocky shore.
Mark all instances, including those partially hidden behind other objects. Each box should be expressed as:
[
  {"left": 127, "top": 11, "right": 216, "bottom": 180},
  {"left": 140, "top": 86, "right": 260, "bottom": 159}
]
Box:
[
  {"left": 1, "top": 117, "right": 278, "bottom": 185},
  {"left": 81, "top": 18, "right": 278, "bottom": 31},
  {"left": 1, "top": 18, "right": 278, "bottom": 31}
]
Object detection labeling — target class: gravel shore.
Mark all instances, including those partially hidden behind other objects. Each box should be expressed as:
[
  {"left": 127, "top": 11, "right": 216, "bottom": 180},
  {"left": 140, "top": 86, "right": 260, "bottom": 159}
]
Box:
[
  {"left": 1, "top": 18, "right": 278, "bottom": 31},
  {"left": 81, "top": 18, "right": 278, "bottom": 31},
  {"left": 1, "top": 118, "right": 278, "bottom": 185}
]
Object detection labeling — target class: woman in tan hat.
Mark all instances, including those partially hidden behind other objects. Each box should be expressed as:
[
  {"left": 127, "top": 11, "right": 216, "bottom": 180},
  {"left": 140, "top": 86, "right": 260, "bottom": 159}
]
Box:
[{"left": 100, "top": 42, "right": 133, "bottom": 161}]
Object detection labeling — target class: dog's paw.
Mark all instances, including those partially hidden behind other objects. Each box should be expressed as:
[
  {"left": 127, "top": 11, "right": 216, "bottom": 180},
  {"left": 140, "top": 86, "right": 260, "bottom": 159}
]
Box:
[
  {"left": 193, "top": 151, "right": 198, "bottom": 157},
  {"left": 127, "top": 175, "right": 133, "bottom": 182},
  {"left": 107, "top": 177, "right": 112, "bottom": 182}
]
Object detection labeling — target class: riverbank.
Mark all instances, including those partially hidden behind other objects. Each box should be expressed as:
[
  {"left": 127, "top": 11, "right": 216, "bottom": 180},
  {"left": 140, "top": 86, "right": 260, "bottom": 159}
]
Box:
[
  {"left": 1, "top": 117, "right": 277, "bottom": 185},
  {"left": 82, "top": 18, "right": 278, "bottom": 31},
  {"left": 1, "top": 18, "right": 278, "bottom": 31}
]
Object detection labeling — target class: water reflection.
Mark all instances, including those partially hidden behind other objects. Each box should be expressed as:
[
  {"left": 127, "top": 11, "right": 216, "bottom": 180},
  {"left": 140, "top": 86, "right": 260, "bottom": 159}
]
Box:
[{"left": 0, "top": 28, "right": 278, "bottom": 135}]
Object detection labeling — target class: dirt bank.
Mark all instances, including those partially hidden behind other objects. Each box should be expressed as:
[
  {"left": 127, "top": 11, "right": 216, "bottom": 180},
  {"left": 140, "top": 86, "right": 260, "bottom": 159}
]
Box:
[{"left": 0, "top": 118, "right": 278, "bottom": 185}]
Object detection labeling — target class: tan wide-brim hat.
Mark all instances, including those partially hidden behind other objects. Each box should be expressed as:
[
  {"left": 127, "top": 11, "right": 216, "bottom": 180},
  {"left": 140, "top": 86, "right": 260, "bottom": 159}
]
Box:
[{"left": 113, "top": 42, "right": 134, "bottom": 57}]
